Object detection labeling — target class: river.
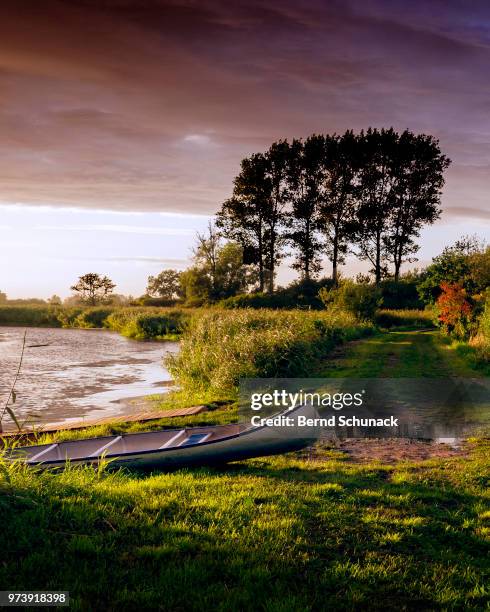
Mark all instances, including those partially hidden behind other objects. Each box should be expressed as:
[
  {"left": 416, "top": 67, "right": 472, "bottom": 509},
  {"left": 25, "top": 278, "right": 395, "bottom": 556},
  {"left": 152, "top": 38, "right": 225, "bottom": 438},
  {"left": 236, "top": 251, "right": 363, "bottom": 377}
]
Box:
[{"left": 0, "top": 326, "right": 178, "bottom": 431}]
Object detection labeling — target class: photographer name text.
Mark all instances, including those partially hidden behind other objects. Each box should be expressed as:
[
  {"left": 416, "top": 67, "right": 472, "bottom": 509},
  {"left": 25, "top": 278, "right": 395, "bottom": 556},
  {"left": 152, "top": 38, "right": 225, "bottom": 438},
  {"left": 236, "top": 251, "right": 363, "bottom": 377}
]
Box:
[{"left": 250, "top": 415, "right": 399, "bottom": 427}]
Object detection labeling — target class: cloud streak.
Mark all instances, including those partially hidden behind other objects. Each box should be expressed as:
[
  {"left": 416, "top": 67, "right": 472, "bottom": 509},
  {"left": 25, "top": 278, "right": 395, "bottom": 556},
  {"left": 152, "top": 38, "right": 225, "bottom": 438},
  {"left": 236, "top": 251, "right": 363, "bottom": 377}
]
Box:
[{"left": 35, "top": 224, "right": 196, "bottom": 236}]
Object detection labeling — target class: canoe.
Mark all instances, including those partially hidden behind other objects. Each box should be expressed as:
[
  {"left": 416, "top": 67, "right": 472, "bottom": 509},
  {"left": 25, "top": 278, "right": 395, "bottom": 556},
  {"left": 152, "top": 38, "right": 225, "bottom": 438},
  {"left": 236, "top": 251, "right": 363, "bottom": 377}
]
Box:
[{"left": 7, "top": 403, "right": 318, "bottom": 469}]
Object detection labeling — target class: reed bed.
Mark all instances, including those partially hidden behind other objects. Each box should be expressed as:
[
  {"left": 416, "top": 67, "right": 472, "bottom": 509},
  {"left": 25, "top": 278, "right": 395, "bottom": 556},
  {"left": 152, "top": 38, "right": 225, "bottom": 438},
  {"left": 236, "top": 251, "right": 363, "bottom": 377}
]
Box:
[
  {"left": 104, "top": 307, "right": 193, "bottom": 340},
  {"left": 166, "top": 308, "right": 374, "bottom": 396}
]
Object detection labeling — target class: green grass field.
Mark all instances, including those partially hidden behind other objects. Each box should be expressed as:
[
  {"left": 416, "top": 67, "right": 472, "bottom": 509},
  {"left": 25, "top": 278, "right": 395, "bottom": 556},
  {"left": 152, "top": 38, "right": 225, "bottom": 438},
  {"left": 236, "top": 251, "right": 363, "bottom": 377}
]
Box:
[
  {"left": 1, "top": 320, "right": 489, "bottom": 610},
  {"left": 1, "top": 442, "right": 488, "bottom": 611}
]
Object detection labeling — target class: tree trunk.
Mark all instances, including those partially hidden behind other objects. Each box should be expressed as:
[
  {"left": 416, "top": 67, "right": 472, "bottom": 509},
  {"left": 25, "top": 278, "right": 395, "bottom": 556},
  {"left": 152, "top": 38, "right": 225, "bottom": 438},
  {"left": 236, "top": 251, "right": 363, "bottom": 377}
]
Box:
[
  {"left": 332, "top": 217, "right": 340, "bottom": 285},
  {"left": 258, "top": 225, "right": 264, "bottom": 292},
  {"left": 375, "top": 231, "right": 382, "bottom": 285},
  {"left": 258, "top": 255, "right": 264, "bottom": 293},
  {"left": 267, "top": 234, "right": 275, "bottom": 294},
  {"left": 394, "top": 246, "right": 401, "bottom": 281},
  {"left": 304, "top": 217, "right": 310, "bottom": 281},
  {"left": 332, "top": 236, "right": 339, "bottom": 285},
  {"left": 268, "top": 253, "right": 274, "bottom": 294}
]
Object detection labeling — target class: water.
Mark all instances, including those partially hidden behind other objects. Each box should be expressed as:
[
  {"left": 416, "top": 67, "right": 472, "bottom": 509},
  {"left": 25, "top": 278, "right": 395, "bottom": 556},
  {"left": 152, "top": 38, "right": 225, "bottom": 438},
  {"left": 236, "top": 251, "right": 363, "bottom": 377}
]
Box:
[{"left": 0, "top": 327, "right": 178, "bottom": 431}]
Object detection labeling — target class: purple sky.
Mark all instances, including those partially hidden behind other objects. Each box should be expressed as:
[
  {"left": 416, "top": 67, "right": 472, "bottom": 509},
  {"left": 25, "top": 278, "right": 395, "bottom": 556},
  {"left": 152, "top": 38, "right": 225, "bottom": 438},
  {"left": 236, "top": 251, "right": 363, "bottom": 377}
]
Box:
[{"left": 0, "top": 0, "right": 489, "bottom": 297}]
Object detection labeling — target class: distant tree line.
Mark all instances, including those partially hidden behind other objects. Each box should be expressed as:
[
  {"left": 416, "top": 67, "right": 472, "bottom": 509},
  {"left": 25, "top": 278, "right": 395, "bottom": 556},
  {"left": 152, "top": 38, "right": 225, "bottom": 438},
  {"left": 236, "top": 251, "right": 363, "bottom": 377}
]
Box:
[{"left": 217, "top": 128, "right": 451, "bottom": 290}]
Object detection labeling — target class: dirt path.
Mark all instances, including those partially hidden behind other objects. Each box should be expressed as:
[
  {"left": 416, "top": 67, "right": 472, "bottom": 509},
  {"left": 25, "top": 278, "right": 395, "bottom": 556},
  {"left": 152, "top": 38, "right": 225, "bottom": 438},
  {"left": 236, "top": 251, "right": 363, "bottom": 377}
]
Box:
[
  {"left": 317, "top": 329, "right": 478, "bottom": 378},
  {"left": 315, "top": 329, "right": 483, "bottom": 462}
]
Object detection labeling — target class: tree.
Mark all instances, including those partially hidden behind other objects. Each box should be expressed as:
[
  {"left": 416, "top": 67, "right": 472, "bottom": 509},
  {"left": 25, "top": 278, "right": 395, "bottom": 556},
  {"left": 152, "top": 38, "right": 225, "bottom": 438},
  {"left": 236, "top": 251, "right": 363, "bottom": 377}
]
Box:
[
  {"left": 264, "top": 140, "right": 290, "bottom": 292},
  {"left": 217, "top": 142, "right": 289, "bottom": 293},
  {"left": 286, "top": 136, "right": 325, "bottom": 280},
  {"left": 180, "top": 240, "right": 253, "bottom": 304},
  {"left": 318, "top": 131, "right": 359, "bottom": 284},
  {"left": 418, "top": 236, "right": 489, "bottom": 303},
  {"left": 146, "top": 269, "right": 181, "bottom": 300},
  {"left": 214, "top": 241, "right": 255, "bottom": 298},
  {"left": 192, "top": 221, "right": 222, "bottom": 297},
  {"left": 0, "top": 290, "right": 7, "bottom": 303},
  {"left": 217, "top": 154, "right": 269, "bottom": 292},
  {"left": 70, "top": 273, "right": 116, "bottom": 305},
  {"left": 190, "top": 222, "right": 253, "bottom": 300},
  {"left": 354, "top": 128, "right": 450, "bottom": 283},
  {"left": 354, "top": 128, "right": 399, "bottom": 284},
  {"left": 48, "top": 295, "right": 62, "bottom": 305},
  {"left": 179, "top": 266, "right": 212, "bottom": 306},
  {"left": 384, "top": 131, "right": 450, "bottom": 280}
]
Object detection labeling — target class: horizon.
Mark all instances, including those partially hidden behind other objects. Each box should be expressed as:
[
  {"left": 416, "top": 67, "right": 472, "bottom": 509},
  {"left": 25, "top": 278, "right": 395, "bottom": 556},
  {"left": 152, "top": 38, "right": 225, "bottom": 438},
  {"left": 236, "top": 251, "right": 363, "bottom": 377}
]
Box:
[{"left": 1, "top": 0, "right": 489, "bottom": 297}]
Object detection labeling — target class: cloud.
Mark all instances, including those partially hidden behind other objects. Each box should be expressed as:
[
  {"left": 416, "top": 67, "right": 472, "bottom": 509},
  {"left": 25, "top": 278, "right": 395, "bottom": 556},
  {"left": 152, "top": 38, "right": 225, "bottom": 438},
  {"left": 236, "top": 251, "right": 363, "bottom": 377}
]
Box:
[
  {"left": 105, "top": 256, "right": 189, "bottom": 265},
  {"left": 444, "top": 206, "right": 490, "bottom": 222},
  {"left": 181, "top": 134, "right": 215, "bottom": 146},
  {"left": 0, "top": 0, "right": 488, "bottom": 219},
  {"left": 35, "top": 224, "right": 195, "bottom": 236},
  {"left": 61, "top": 254, "right": 190, "bottom": 267}
]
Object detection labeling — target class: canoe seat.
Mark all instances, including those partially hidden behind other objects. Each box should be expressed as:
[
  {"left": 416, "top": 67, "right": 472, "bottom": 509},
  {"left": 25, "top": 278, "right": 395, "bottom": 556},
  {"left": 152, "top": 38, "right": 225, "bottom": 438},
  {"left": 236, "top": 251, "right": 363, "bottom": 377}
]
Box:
[
  {"left": 159, "top": 430, "right": 185, "bottom": 449},
  {"left": 179, "top": 433, "right": 212, "bottom": 447},
  {"left": 88, "top": 436, "right": 122, "bottom": 458},
  {"left": 29, "top": 443, "right": 59, "bottom": 463}
]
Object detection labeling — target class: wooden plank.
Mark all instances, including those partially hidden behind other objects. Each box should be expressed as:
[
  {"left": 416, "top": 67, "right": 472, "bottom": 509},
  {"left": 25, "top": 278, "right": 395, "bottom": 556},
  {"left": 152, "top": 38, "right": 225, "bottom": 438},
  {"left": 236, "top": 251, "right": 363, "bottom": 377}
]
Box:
[{"left": 0, "top": 405, "right": 208, "bottom": 437}]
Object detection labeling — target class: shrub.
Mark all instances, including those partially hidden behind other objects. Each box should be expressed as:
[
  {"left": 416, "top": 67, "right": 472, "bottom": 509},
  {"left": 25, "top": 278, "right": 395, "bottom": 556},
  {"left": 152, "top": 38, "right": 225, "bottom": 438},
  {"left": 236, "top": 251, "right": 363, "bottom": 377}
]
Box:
[
  {"left": 166, "top": 309, "right": 373, "bottom": 396},
  {"left": 375, "top": 309, "right": 435, "bottom": 329},
  {"left": 417, "top": 238, "right": 490, "bottom": 304},
  {"left": 105, "top": 308, "right": 192, "bottom": 339},
  {"left": 478, "top": 294, "right": 490, "bottom": 342},
  {"left": 378, "top": 280, "right": 424, "bottom": 310},
  {"left": 133, "top": 295, "right": 180, "bottom": 307},
  {"left": 436, "top": 282, "right": 475, "bottom": 339},
  {"left": 56, "top": 307, "right": 84, "bottom": 328},
  {"left": 73, "top": 308, "right": 114, "bottom": 328},
  {"left": 0, "top": 306, "right": 61, "bottom": 327},
  {"left": 319, "top": 281, "right": 382, "bottom": 322},
  {"left": 219, "top": 279, "right": 334, "bottom": 310},
  {"left": 219, "top": 293, "right": 291, "bottom": 309},
  {"left": 467, "top": 292, "right": 490, "bottom": 363}
]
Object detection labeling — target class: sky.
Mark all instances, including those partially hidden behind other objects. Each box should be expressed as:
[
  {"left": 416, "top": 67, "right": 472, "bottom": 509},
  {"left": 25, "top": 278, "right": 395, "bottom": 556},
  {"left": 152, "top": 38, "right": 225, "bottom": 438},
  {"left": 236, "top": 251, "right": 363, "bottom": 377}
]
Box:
[{"left": 0, "top": 0, "right": 489, "bottom": 298}]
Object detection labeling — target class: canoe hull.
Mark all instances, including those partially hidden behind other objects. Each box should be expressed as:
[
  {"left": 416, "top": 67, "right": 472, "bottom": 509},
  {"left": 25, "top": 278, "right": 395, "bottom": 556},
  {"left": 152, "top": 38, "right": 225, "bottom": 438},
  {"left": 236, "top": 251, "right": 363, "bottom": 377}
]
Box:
[
  {"left": 112, "top": 430, "right": 313, "bottom": 469},
  {"left": 9, "top": 403, "right": 318, "bottom": 469}
]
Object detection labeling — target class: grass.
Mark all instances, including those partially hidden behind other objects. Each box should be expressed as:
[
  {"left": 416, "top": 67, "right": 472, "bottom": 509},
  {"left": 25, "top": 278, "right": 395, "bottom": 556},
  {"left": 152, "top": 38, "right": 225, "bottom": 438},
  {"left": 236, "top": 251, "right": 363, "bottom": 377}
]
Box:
[
  {"left": 316, "top": 329, "right": 486, "bottom": 378},
  {"left": 1, "top": 308, "right": 488, "bottom": 608},
  {"left": 31, "top": 402, "right": 238, "bottom": 446},
  {"left": 166, "top": 308, "right": 374, "bottom": 397},
  {"left": 0, "top": 442, "right": 488, "bottom": 610},
  {"left": 105, "top": 308, "right": 193, "bottom": 340},
  {"left": 375, "top": 309, "right": 435, "bottom": 331}
]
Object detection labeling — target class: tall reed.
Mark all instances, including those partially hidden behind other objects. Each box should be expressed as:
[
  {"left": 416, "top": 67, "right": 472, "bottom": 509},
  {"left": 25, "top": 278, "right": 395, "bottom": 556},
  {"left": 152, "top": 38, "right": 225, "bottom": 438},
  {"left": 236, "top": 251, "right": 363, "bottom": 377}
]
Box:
[{"left": 166, "top": 309, "right": 374, "bottom": 396}]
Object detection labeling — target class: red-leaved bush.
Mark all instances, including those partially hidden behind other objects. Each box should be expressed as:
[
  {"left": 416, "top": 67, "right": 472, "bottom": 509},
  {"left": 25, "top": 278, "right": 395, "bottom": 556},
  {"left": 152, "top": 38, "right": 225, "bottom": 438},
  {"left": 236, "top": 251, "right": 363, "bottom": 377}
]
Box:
[{"left": 436, "top": 282, "right": 473, "bottom": 339}]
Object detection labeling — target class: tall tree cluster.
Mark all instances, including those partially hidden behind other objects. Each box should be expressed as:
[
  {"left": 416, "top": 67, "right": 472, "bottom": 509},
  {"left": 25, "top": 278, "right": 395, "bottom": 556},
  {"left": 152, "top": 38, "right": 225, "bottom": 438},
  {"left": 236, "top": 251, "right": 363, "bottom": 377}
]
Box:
[{"left": 217, "top": 128, "right": 451, "bottom": 290}]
